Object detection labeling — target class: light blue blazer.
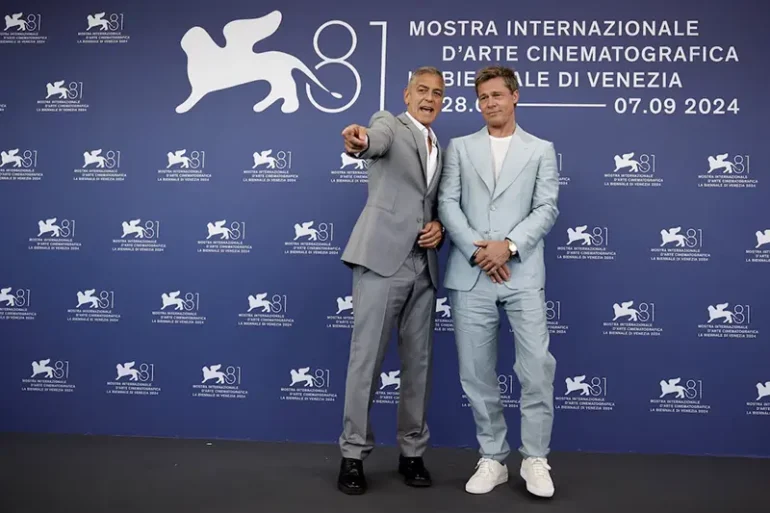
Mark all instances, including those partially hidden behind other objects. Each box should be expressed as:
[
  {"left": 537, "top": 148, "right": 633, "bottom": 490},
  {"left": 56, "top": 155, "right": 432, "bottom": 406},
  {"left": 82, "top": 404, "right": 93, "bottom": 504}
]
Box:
[{"left": 437, "top": 124, "right": 560, "bottom": 291}]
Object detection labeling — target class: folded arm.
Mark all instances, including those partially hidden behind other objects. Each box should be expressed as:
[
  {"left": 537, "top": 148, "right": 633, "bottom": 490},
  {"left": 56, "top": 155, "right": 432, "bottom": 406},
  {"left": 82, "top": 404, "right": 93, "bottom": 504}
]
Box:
[
  {"left": 438, "top": 139, "right": 485, "bottom": 262},
  {"left": 506, "top": 142, "right": 560, "bottom": 261}
]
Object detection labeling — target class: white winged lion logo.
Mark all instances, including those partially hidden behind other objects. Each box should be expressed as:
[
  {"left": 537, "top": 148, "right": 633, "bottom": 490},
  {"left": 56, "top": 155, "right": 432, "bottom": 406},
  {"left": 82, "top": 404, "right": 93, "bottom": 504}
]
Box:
[{"left": 175, "top": 10, "right": 342, "bottom": 114}]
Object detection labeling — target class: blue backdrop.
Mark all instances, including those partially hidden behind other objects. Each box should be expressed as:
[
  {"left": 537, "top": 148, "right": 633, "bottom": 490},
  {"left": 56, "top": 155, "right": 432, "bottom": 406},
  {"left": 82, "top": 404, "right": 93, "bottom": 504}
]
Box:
[{"left": 1, "top": 0, "right": 768, "bottom": 458}]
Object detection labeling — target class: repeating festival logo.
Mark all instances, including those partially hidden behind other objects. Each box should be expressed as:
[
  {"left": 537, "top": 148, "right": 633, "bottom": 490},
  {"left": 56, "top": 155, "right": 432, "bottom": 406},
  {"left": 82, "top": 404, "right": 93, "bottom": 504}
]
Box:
[
  {"left": 77, "top": 12, "right": 130, "bottom": 44},
  {"left": 243, "top": 149, "right": 298, "bottom": 183},
  {"left": 280, "top": 366, "right": 337, "bottom": 403},
  {"left": 546, "top": 299, "right": 568, "bottom": 336},
  {"left": 555, "top": 375, "right": 614, "bottom": 412},
  {"left": 21, "top": 359, "right": 75, "bottom": 394},
  {"left": 175, "top": 11, "right": 364, "bottom": 115},
  {"left": 374, "top": 369, "right": 400, "bottom": 405},
  {"left": 36, "top": 80, "right": 89, "bottom": 113},
  {"left": 151, "top": 290, "right": 206, "bottom": 325},
  {"left": 284, "top": 220, "right": 341, "bottom": 256},
  {"left": 197, "top": 219, "right": 252, "bottom": 254},
  {"left": 650, "top": 226, "right": 711, "bottom": 262},
  {"left": 698, "top": 153, "right": 756, "bottom": 189},
  {"left": 28, "top": 217, "right": 81, "bottom": 252},
  {"left": 67, "top": 288, "right": 121, "bottom": 323},
  {"left": 556, "top": 224, "right": 616, "bottom": 261},
  {"left": 0, "top": 285, "right": 36, "bottom": 321},
  {"left": 326, "top": 294, "right": 354, "bottom": 329},
  {"left": 1, "top": 12, "right": 46, "bottom": 44},
  {"left": 192, "top": 364, "right": 248, "bottom": 400},
  {"left": 603, "top": 300, "right": 662, "bottom": 337},
  {"left": 113, "top": 219, "right": 165, "bottom": 253},
  {"left": 238, "top": 292, "right": 294, "bottom": 328},
  {"left": 0, "top": 148, "right": 42, "bottom": 181},
  {"left": 649, "top": 377, "right": 710, "bottom": 415},
  {"left": 556, "top": 152, "right": 567, "bottom": 187},
  {"left": 747, "top": 380, "right": 770, "bottom": 416},
  {"left": 158, "top": 149, "right": 210, "bottom": 183},
  {"left": 746, "top": 228, "right": 770, "bottom": 264},
  {"left": 603, "top": 151, "right": 662, "bottom": 188},
  {"left": 330, "top": 151, "right": 369, "bottom": 184},
  {"left": 462, "top": 374, "right": 519, "bottom": 409},
  {"left": 697, "top": 302, "right": 759, "bottom": 339},
  {"left": 74, "top": 149, "right": 126, "bottom": 182},
  {"left": 106, "top": 361, "right": 160, "bottom": 396},
  {"left": 434, "top": 296, "right": 454, "bottom": 332}
]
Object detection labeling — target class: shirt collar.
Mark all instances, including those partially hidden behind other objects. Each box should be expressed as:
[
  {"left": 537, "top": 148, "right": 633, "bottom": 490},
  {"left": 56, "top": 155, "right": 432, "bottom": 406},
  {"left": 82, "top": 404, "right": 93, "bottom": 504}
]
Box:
[{"left": 405, "top": 111, "right": 437, "bottom": 146}]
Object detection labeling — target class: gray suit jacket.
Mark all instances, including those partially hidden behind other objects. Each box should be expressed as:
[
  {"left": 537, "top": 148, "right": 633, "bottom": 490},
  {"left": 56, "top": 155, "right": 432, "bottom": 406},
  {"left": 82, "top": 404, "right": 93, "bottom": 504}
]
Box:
[
  {"left": 438, "top": 124, "right": 559, "bottom": 291},
  {"left": 341, "top": 110, "right": 444, "bottom": 288}
]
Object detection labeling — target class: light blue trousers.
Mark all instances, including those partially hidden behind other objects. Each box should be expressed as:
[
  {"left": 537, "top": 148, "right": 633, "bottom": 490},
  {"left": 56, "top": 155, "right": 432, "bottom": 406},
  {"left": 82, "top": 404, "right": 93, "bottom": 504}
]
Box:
[{"left": 449, "top": 278, "right": 556, "bottom": 462}]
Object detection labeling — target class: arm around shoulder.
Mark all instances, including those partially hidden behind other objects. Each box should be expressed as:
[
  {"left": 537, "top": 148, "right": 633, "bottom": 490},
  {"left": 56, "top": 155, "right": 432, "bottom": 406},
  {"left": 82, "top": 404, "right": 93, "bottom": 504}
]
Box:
[{"left": 506, "top": 141, "right": 560, "bottom": 261}]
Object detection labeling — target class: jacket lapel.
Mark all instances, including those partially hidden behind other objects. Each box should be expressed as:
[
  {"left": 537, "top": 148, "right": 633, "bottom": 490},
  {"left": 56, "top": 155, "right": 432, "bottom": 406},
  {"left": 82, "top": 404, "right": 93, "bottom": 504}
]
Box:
[
  {"left": 492, "top": 125, "right": 535, "bottom": 201},
  {"left": 467, "top": 127, "right": 494, "bottom": 196},
  {"left": 397, "top": 112, "right": 427, "bottom": 190}
]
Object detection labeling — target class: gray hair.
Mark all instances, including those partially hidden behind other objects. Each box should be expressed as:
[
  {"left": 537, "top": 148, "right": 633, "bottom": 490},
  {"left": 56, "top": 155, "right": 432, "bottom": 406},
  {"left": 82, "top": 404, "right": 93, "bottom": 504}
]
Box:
[{"left": 408, "top": 66, "right": 444, "bottom": 89}]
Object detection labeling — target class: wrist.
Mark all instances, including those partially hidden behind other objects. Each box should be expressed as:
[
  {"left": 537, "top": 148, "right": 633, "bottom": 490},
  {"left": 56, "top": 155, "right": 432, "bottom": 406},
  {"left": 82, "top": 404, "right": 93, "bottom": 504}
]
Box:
[{"left": 505, "top": 238, "right": 517, "bottom": 259}]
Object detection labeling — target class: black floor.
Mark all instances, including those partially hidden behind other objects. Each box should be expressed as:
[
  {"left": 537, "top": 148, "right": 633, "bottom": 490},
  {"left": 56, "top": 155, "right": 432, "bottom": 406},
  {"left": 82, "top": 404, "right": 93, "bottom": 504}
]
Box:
[{"left": 1, "top": 432, "right": 768, "bottom": 513}]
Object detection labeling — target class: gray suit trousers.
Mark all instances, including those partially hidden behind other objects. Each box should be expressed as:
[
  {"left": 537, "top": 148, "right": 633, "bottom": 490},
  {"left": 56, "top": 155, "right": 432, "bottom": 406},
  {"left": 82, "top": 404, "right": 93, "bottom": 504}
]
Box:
[{"left": 339, "top": 248, "right": 436, "bottom": 460}]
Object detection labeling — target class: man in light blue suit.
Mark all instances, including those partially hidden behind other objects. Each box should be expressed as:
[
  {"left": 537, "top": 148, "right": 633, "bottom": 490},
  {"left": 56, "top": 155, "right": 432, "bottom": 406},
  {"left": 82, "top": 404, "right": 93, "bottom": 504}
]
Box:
[{"left": 438, "top": 65, "right": 559, "bottom": 498}]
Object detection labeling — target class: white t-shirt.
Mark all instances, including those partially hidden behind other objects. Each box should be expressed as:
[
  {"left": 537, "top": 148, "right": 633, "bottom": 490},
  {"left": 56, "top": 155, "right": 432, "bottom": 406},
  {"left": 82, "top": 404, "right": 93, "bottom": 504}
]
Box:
[{"left": 490, "top": 134, "right": 512, "bottom": 182}]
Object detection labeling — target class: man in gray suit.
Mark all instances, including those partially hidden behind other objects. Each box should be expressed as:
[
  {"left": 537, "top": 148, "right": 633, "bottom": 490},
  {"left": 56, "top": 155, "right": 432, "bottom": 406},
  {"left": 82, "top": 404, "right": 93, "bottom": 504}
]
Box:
[
  {"left": 336, "top": 66, "right": 446, "bottom": 495},
  {"left": 438, "top": 65, "right": 559, "bottom": 498}
]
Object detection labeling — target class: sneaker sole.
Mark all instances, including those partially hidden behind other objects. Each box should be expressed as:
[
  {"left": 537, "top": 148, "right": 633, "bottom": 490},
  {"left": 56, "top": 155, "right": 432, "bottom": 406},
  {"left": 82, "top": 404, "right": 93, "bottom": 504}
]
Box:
[{"left": 465, "top": 472, "right": 509, "bottom": 495}]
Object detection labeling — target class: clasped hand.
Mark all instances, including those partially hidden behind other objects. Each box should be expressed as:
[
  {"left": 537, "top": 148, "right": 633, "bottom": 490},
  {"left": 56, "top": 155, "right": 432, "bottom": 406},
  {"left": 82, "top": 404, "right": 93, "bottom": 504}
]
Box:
[
  {"left": 418, "top": 221, "right": 443, "bottom": 249},
  {"left": 474, "top": 240, "right": 511, "bottom": 284}
]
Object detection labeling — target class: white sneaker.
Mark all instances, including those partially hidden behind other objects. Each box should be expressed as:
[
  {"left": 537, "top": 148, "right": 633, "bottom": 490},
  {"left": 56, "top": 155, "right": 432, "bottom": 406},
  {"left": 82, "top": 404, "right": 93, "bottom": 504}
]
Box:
[
  {"left": 520, "top": 457, "right": 555, "bottom": 498},
  {"left": 465, "top": 458, "right": 508, "bottom": 494}
]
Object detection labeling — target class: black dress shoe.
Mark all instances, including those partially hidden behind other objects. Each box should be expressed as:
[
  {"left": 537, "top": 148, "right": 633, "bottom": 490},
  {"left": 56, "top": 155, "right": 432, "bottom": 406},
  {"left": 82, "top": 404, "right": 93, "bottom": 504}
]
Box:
[
  {"left": 398, "top": 455, "right": 432, "bottom": 487},
  {"left": 338, "top": 458, "right": 367, "bottom": 495}
]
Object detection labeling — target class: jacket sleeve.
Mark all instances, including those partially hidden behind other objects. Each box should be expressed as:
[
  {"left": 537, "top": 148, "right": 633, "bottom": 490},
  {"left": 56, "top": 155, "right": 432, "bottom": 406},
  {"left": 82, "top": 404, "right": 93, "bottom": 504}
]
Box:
[
  {"left": 505, "top": 142, "right": 560, "bottom": 261},
  {"left": 349, "top": 111, "right": 396, "bottom": 160},
  {"left": 438, "top": 139, "right": 485, "bottom": 262}
]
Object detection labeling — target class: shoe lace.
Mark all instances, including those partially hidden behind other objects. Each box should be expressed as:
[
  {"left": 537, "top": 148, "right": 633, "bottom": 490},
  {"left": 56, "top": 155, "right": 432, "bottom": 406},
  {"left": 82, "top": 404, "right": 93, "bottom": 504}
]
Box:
[
  {"left": 475, "top": 458, "right": 495, "bottom": 476},
  {"left": 529, "top": 458, "right": 552, "bottom": 477}
]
